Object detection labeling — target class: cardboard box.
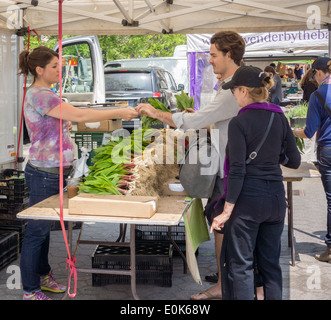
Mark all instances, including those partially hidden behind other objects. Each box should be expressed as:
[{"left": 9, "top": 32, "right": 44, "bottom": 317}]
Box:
[
  {"left": 108, "top": 119, "right": 123, "bottom": 131},
  {"left": 68, "top": 193, "right": 158, "bottom": 218},
  {"left": 77, "top": 119, "right": 122, "bottom": 132}
]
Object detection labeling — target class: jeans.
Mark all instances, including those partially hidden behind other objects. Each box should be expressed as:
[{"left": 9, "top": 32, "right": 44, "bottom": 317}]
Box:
[
  {"left": 20, "top": 162, "right": 68, "bottom": 294},
  {"left": 317, "top": 146, "right": 331, "bottom": 246},
  {"left": 221, "top": 178, "right": 286, "bottom": 300}
]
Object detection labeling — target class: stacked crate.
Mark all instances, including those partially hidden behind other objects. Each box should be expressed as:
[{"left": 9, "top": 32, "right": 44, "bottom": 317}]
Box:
[
  {"left": 0, "top": 230, "right": 19, "bottom": 271},
  {"left": 0, "top": 170, "right": 28, "bottom": 252},
  {"left": 0, "top": 172, "right": 29, "bottom": 217},
  {"left": 135, "top": 222, "right": 186, "bottom": 256},
  {"left": 92, "top": 242, "right": 173, "bottom": 287}
]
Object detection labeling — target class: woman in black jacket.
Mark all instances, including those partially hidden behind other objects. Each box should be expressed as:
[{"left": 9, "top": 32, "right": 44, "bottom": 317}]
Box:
[{"left": 211, "top": 66, "right": 301, "bottom": 300}]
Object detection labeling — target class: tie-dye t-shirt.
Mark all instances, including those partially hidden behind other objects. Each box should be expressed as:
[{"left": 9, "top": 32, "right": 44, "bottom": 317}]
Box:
[{"left": 24, "top": 85, "right": 74, "bottom": 167}]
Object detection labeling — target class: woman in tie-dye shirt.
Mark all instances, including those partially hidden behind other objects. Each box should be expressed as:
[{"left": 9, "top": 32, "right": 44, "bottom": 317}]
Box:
[
  {"left": 24, "top": 85, "right": 74, "bottom": 167},
  {"left": 18, "top": 46, "right": 138, "bottom": 300}
]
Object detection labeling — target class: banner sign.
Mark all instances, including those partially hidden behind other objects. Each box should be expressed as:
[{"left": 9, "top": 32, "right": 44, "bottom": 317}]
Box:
[{"left": 187, "top": 30, "right": 329, "bottom": 52}]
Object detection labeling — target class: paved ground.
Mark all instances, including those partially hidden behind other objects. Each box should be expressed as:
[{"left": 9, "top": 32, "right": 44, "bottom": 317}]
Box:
[{"left": 0, "top": 176, "right": 330, "bottom": 301}]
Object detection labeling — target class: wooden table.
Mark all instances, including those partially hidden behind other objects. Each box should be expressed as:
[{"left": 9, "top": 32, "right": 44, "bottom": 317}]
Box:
[
  {"left": 282, "top": 161, "right": 320, "bottom": 266},
  {"left": 17, "top": 194, "right": 192, "bottom": 300}
]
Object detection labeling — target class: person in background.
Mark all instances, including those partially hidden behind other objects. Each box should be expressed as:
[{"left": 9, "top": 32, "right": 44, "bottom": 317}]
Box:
[
  {"left": 136, "top": 31, "right": 246, "bottom": 300},
  {"left": 287, "top": 68, "right": 295, "bottom": 80},
  {"left": 294, "top": 64, "right": 304, "bottom": 81},
  {"left": 264, "top": 65, "right": 283, "bottom": 105},
  {"left": 300, "top": 68, "right": 318, "bottom": 103},
  {"left": 294, "top": 57, "right": 331, "bottom": 263},
  {"left": 211, "top": 66, "right": 301, "bottom": 300},
  {"left": 18, "top": 46, "right": 138, "bottom": 300}
]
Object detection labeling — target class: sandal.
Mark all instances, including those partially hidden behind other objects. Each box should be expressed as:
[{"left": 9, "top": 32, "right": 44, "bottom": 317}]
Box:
[{"left": 190, "top": 290, "right": 222, "bottom": 300}]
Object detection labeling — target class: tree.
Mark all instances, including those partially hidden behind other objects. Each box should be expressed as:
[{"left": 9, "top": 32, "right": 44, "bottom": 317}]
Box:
[
  {"left": 98, "top": 34, "right": 186, "bottom": 61},
  {"left": 25, "top": 34, "right": 186, "bottom": 62}
]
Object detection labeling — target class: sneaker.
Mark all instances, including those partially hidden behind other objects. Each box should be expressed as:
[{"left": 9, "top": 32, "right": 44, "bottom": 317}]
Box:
[
  {"left": 40, "top": 270, "right": 66, "bottom": 293},
  {"left": 23, "top": 291, "right": 51, "bottom": 300}
]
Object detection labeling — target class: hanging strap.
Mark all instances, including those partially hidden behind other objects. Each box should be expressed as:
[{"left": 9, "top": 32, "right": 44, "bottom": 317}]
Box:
[
  {"left": 58, "top": 0, "right": 77, "bottom": 298},
  {"left": 213, "top": 112, "right": 275, "bottom": 209},
  {"left": 246, "top": 112, "right": 275, "bottom": 164},
  {"left": 314, "top": 91, "right": 331, "bottom": 119}
]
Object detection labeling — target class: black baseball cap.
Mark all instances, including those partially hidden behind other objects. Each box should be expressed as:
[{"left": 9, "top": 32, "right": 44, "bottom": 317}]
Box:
[
  {"left": 311, "top": 57, "right": 331, "bottom": 70},
  {"left": 222, "top": 66, "right": 268, "bottom": 90}
]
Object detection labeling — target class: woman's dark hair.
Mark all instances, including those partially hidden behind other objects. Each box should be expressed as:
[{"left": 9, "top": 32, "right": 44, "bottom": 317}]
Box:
[
  {"left": 264, "top": 65, "right": 276, "bottom": 75},
  {"left": 300, "top": 68, "right": 318, "bottom": 88},
  {"left": 18, "top": 46, "right": 58, "bottom": 79},
  {"left": 210, "top": 31, "right": 245, "bottom": 66}
]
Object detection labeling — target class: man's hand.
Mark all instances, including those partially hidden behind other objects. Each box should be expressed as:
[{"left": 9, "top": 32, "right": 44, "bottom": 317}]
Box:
[
  {"left": 184, "top": 108, "right": 195, "bottom": 113},
  {"left": 136, "top": 103, "right": 177, "bottom": 128},
  {"left": 293, "top": 127, "right": 308, "bottom": 139},
  {"left": 119, "top": 107, "right": 139, "bottom": 121},
  {"left": 135, "top": 103, "right": 158, "bottom": 119}
]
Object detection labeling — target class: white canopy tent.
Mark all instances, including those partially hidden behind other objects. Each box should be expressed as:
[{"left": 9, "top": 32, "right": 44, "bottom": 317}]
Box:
[
  {"left": 0, "top": 0, "right": 330, "bottom": 36},
  {"left": 0, "top": 1, "right": 330, "bottom": 109}
]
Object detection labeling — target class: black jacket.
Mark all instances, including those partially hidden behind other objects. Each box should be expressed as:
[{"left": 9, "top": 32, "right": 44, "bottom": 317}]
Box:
[{"left": 225, "top": 109, "right": 301, "bottom": 204}]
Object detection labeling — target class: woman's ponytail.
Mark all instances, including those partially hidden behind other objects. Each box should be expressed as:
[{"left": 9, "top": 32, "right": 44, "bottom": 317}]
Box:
[
  {"left": 18, "top": 50, "right": 30, "bottom": 76},
  {"left": 262, "top": 76, "right": 274, "bottom": 90}
]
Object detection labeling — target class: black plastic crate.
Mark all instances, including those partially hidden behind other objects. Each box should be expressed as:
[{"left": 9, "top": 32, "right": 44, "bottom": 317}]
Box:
[
  {"left": 0, "top": 220, "right": 27, "bottom": 252},
  {"left": 0, "top": 200, "right": 29, "bottom": 216},
  {"left": 91, "top": 242, "right": 173, "bottom": 287},
  {"left": 0, "top": 177, "right": 27, "bottom": 193},
  {"left": 0, "top": 173, "right": 29, "bottom": 216},
  {"left": 0, "top": 230, "right": 19, "bottom": 271},
  {"left": 0, "top": 190, "right": 28, "bottom": 203},
  {"left": 135, "top": 222, "right": 186, "bottom": 244}
]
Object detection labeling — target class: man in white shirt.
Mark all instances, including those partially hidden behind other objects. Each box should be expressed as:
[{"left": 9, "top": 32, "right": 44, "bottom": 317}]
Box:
[{"left": 136, "top": 31, "right": 245, "bottom": 300}]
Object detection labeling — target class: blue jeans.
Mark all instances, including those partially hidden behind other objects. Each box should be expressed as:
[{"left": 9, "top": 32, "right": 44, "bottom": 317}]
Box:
[
  {"left": 20, "top": 162, "right": 68, "bottom": 294},
  {"left": 221, "top": 178, "right": 286, "bottom": 300},
  {"left": 317, "top": 146, "right": 331, "bottom": 247}
]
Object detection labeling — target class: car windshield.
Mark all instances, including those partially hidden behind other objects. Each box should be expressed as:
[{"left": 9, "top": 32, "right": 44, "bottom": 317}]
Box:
[{"left": 105, "top": 72, "right": 152, "bottom": 91}]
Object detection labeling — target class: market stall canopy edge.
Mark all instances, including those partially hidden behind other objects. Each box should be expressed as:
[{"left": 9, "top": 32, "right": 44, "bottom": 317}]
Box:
[{"left": 0, "top": 0, "right": 330, "bottom": 35}]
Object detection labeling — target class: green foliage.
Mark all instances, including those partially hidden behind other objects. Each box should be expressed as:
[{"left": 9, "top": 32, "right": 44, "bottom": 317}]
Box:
[
  {"left": 25, "top": 35, "right": 73, "bottom": 50},
  {"left": 175, "top": 90, "right": 194, "bottom": 111},
  {"left": 285, "top": 102, "right": 308, "bottom": 119},
  {"left": 283, "top": 102, "right": 307, "bottom": 154},
  {"left": 78, "top": 127, "right": 155, "bottom": 194},
  {"left": 295, "top": 137, "right": 305, "bottom": 154},
  {"left": 98, "top": 34, "right": 186, "bottom": 61},
  {"left": 140, "top": 98, "right": 171, "bottom": 127},
  {"left": 26, "top": 34, "right": 187, "bottom": 62}
]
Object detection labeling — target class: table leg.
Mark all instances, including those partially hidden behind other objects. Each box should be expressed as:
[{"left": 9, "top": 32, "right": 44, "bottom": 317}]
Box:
[
  {"left": 130, "top": 224, "right": 139, "bottom": 300},
  {"left": 287, "top": 181, "right": 295, "bottom": 266},
  {"left": 167, "top": 226, "right": 187, "bottom": 274},
  {"left": 116, "top": 223, "right": 127, "bottom": 242}
]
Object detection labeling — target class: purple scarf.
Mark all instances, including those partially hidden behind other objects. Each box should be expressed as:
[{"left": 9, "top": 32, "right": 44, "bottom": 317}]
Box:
[{"left": 213, "top": 102, "right": 284, "bottom": 209}]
